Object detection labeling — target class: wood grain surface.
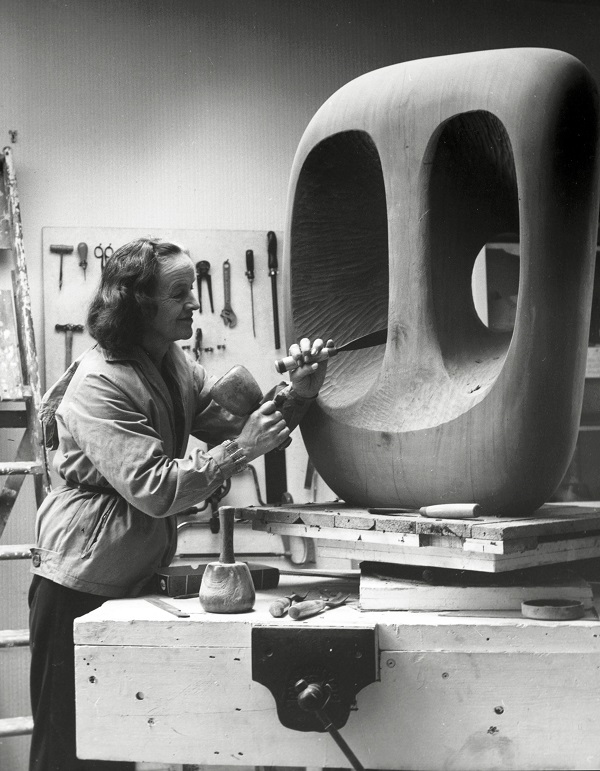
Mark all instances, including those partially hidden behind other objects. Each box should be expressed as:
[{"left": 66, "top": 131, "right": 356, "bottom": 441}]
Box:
[{"left": 282, "top": 48, "right": 600, "bottom": 515}]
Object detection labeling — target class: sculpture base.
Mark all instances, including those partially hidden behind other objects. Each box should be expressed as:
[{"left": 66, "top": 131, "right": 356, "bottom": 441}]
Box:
[{"left": 240, "top": 501, "right": 600, "bottom": 573}]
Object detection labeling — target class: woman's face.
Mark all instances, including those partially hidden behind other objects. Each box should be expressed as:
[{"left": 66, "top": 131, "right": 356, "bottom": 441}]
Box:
[{"left": 144, "top": 252, "right": 199, "bottom": 343}]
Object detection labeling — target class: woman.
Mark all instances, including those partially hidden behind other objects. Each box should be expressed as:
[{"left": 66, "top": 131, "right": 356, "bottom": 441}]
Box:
[{"left": 29, "top": 237, "right": 329, "bottom": 771}]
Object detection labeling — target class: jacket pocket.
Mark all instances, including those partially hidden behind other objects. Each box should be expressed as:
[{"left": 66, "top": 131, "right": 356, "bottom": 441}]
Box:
[{"left": 80, "top": 500, "right": 113, "bottom": 559}]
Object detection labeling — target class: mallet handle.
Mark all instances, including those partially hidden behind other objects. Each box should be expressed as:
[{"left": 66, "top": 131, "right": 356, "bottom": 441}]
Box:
[{"left": 218, "top": 506, "right": 236, "bottom": 564}]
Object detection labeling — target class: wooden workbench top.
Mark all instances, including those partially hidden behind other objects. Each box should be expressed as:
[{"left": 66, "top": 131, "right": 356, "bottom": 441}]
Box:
[{"left": 74, "top": 572, "right": 600, "bottom": 654}]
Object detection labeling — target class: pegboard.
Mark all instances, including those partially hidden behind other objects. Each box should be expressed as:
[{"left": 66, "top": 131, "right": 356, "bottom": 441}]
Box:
[{"left": 41, "top": 227, "right": 333, "bottom": 516}]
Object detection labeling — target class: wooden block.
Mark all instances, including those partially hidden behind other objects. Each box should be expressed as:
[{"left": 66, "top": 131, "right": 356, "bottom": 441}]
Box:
[{"left": 359, "top": 564, "right": 594, "bottom": 611}]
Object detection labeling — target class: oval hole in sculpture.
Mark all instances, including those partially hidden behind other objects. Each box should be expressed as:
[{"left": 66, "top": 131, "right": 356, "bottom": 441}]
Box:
[
  {"left": 290, "top": 130, "right": 388, "bottom": 407},
  {"left": 429, "top": 111, "right": 519, "bottom": 395}
]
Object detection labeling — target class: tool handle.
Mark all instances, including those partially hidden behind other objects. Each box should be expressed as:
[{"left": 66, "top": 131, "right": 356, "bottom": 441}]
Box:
[
  {"left": 218, "top": 506, "right": 236, "bottom": 564},
  {"left": 288, "top": 599, "right": 326, "bottom": 620},
  {"left": 267, "top": 231, "right": 278, "bottom": 273},
  {"left": 269, "top": 597, "right": 291, "bottom": 617},
  {"left": 245, "top": 249, "right": 254, "bottom": 281},
  {"left": 419, "top": 503, "right": 481, "bottom": 519},
  {"left": 275, "top": 347, "right": 336, "bottom": 374},
  {"left": 77, "top": 242, "right": 88, "bottom": 266},
  {"left": 223, "top": 260, "right": 231, "bottom": 305}
]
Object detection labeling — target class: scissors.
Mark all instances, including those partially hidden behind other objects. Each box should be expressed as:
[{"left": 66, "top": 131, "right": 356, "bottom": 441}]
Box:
[{"left": 94, "top": 243, "right": 114, "bottom": 272}]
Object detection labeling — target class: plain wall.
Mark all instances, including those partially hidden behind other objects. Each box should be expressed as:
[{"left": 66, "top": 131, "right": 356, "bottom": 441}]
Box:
[{"left": 3, "top": 1, "right": 600, "bottom": 768}]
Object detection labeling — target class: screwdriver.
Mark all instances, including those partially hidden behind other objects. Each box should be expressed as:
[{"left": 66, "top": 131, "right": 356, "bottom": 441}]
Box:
[{"left": 245, "top": 249, "right": 256, "bottom": 337}]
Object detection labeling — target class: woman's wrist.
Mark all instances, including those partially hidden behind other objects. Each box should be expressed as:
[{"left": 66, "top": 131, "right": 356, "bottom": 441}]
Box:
[
  {"left": 221, "top": 439, "right": 248, "bottom": 474},
  {"left": 288, "top": 386, "right": 318, "bottom": 402}
]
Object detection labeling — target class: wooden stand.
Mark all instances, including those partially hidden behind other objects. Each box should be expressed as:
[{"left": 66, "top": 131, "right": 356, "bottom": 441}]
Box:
[{"left": 240, "top": 501, "right": 600, "bottom": 572}]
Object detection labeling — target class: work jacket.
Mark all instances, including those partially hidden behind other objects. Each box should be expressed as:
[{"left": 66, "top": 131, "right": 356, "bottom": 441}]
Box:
[{"left": 31, "top": 343, "right": 310, "bottom": 598}]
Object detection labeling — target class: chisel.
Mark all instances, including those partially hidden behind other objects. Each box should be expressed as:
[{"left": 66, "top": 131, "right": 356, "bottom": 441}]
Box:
[
  {"left": 267, "top": 231, "right": 281, "bottom": 349},
  {"left": 275, "top": 328, "right": 387, "bottom": 373}
]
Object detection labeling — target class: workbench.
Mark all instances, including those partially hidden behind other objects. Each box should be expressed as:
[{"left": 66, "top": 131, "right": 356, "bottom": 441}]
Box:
[{"left": 74, "top": 572, "right": 600, "bottom": 770}]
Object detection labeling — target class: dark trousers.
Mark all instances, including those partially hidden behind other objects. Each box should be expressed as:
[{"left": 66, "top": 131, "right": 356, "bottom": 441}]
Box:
[{"left": 28, "top": 575, "right": 136, "bottom": 771}]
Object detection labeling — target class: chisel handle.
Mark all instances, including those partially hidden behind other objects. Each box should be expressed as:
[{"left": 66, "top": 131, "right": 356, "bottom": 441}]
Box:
[
  {"left": 419, "top": 503, "right": 481, "bottom": 518},
  {"left": 275, "top": 347, "right": 336, "bottom": 374},
  {"left": 269, "top": 597, "right": 291, "bottom": 617},
  {"left": 288, "top": 600, "right": 326, "bottom": 620}
]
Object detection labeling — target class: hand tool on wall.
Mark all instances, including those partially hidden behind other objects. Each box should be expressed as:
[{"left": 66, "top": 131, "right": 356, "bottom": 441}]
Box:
[
  {"left": 199, "top": 506, "right": 255, "bottom": 613},
  {"left": 77, "top": 242, "right": 88, "bottom": 280},
  {"left": 94, "top": 243, "right": 114, "bottom": 273},
  {"left": 267, "top": 231, "right": 281, "bottom": 349},
  {"left": 55, "top": 323, "right": 83, "bottom": 370},
  {"left": 275, "top": 328, "right": 387, "bottom": 373},
  {"left": 49, "top": 244, "right": 73, "bottom": 290},
  {"left": 288, "top": 592, "right": 349, "bottom": 620},
  {"left": 269, "top": 591, "right": 308, "bottom": 618},
  {"left": 195, "top": 260, "right": 214, "bottom": 313},
  {"left": 193, "top": 327, "right": 203, "bottom": 360},
  {"left": 220, "top": 259, "right": 237, "bottom": 327},
  {"left": 245, "top": 249, "right": 256, "bottom": 336}
]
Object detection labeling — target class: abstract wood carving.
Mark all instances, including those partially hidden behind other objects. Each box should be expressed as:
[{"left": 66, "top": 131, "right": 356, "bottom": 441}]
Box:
[{"left": 283, "top": 49, "right": 600, "bottom": 515}]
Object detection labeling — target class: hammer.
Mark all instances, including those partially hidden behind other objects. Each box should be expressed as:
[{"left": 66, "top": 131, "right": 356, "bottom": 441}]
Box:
[
  {"left": 49, "top": 244, "right": 74, "bottom": 290},
  {"left": 55, "top": 323, "right": 83, "bottom": 371}
]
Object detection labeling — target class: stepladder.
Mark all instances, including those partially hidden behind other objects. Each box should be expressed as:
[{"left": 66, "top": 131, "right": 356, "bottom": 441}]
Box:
[{"left": 0, "top": 146, "right": 50, "bottom": 743}]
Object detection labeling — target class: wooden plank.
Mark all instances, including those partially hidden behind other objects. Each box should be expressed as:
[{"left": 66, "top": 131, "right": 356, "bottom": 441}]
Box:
[
  {"left": 317, "top": 535, "right": 600, "bottom": 572},
  {"left": 242, "top": 503, "right": 600, "bottom": 542},
  {"left": 469, "top": 504, "right": 600, "bottom": 540},
  {"left": 359, "top": 571, "right": 594, "bottom": 611}
]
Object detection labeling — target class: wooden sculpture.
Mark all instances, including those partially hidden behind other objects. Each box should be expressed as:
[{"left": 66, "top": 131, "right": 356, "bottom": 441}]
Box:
[{"left": 283, "top": 48, "right": 600, "bottom": 516}]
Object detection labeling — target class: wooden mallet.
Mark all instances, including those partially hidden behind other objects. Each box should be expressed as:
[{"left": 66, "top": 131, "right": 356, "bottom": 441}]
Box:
[{"left": 199, "top": 506, "right": 255, "bottom": 613}]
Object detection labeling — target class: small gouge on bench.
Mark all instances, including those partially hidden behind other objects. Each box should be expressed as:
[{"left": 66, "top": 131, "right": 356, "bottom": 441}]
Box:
[{"left": 288, "top": 592, "right": 349, "bottom": 620}]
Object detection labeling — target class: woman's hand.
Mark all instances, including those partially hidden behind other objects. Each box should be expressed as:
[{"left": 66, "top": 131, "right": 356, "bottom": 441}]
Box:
[
  {"left": 235, "top": 400, "right": 290, "bottom": 461},
  {"left": 288, "top": 337, "right": 333, "bottom": 398}
]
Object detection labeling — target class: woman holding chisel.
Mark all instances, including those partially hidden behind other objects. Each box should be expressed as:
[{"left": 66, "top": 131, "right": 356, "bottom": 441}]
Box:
[{"left": 28, "top": 236, "right": 329, "bottom": 771}]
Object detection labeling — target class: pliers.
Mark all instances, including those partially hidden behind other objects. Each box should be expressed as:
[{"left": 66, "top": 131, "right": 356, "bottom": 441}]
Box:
[{"left": 195, "top": 260, "right": 214, "bottom": 313}]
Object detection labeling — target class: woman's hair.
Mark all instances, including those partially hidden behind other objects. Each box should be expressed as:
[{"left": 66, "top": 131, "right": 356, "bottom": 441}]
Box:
[{"left": 86, "top": 237, "right": 188, "bottom": 353}]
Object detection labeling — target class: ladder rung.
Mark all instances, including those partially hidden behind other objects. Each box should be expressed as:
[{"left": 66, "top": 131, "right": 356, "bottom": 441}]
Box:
[
  {"left": 0, "top": 385, "right": 32, "bottom": 401},
  {"left": 0, "top": 629, "right": 29, "bottom": 648},
  {"left": 0, "top": 716, "right": 33, "bottom": 738},
  {"left": 0, "top": 461, "right": 43, "bottom": 475},
  {"left": 0, "top": 543, "right": 33, "bottom": 560}
]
